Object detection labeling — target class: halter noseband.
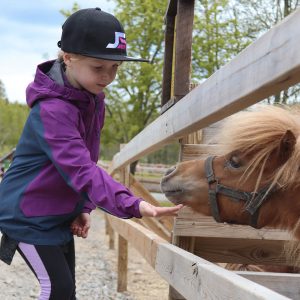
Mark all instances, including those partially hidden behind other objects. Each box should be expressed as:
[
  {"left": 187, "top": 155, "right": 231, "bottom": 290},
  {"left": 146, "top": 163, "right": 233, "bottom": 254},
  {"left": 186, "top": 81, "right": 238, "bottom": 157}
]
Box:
[{"left": 205, "top": 156, "right": 274, "bottom": 228}]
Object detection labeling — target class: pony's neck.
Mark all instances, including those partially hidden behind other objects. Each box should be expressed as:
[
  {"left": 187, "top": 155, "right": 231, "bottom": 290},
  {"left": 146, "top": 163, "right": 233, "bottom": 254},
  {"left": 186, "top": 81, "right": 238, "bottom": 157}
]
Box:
[{"left": 258, "top": 189, "right": 300, "bottom": 235}]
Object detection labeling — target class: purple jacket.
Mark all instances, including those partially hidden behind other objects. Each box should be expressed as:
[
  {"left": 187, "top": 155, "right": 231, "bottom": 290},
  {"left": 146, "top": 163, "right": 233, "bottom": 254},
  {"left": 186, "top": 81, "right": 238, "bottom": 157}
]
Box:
[{"left": 0, "top": 60, "right": 142, "bottom": 245}]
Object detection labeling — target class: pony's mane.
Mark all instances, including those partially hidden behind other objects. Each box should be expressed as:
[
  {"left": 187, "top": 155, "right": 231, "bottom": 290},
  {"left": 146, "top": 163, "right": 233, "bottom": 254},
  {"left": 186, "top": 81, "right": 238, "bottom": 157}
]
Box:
[{"left": 216, "top": 105, "right": 300, "bottom": 189}]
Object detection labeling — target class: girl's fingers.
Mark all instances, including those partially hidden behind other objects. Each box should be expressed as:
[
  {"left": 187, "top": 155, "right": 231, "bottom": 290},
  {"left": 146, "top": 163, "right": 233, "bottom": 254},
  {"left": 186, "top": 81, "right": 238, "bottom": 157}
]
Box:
[{"left": 156, "top": 204, "right": 183, "bottom": 216}]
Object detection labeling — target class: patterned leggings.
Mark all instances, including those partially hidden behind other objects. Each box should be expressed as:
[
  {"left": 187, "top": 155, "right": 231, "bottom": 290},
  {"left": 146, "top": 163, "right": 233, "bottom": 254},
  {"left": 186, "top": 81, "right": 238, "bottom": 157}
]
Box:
[{"left": 17, "top": 239, "right": 76, "bottom": 300}]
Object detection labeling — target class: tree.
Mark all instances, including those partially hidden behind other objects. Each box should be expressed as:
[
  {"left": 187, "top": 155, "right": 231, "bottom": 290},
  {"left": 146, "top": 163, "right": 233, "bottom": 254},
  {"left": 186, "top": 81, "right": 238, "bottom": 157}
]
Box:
[
  {"left": 233, "top": 0, "right": 299, "bottom": 33},
  {"left": 0, "top": 100, "right": 29, "bottom": 155},
  {"left": 103, "top": 0, "right": 168, "bottom": 171},
  {"left": 232, "top": 0, "right": 300, "bottom": 104},
  {"left": 0, "top": 80, "right": 8, "bottom": 103},
  {"left": 192, "top": 0, "right": 253, "bottom": 81},
  {"left": 103, "top": 0, "right": 166, "bottom": 143},
  {"left": 0, "top": 79, "right": 29, "bottom": 154}
]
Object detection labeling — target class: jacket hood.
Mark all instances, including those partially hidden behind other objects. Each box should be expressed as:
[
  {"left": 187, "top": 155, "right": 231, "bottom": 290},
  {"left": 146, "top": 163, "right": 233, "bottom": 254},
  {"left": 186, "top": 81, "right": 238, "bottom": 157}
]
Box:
[{"left": 26, "top": 59, "right": 105, "bottom": 108}]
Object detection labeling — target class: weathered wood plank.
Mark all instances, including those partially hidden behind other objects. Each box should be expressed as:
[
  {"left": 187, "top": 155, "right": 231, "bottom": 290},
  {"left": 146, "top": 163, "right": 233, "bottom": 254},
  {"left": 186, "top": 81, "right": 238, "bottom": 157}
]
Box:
[
  {"left": 193, "top": 237, "right": 291, "bottom": 265},
  {"left": 136, "top": 177, "right": 162, "bottom": 193},
  {"left": 165, "top": 0, "right": 178, "bottom": 17},
  {"left": 173, "top": 209, "right": 295, "bottom": 265},
  {"left": 174, "top": 208, "right": 293, "bottom": 240},
  {"left": 111, "top": 9, "right": 300, "bottom": 172},
  {"left": 156, "top": 243, "right": 291, "bottom": 300},
  {"left": 174, "top": 0, "right": 195, "bottom": 101},
  {"left": 107, "top": 216, "right": 291, "bottom": 299},
  {"left": 134, "top": 217, "right": 171, "bottom": 242},
  {"left": 107, "top": 215, "right": 167, "bottom": 267},
  {"left": 117, "top": 234, "right": 128, "bottom": 292},
  {"left": 237, "top": 271, "right": 300, "bottom": 300},
  {"left": 162, "top": 13, "right": 176, "bottom": 106},
  {"left": 105, "top": 215, "right": 115, "bottom": 249},
  {"left": 129, "top": 174, "right": 174, "bottom": 232}
]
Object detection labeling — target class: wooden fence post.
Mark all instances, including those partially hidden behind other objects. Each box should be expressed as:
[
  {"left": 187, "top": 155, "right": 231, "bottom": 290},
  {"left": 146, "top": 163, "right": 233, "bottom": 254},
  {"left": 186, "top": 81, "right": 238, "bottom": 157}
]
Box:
[
  {"left": 105, "top": 215, "right": 115, "bottom": 250},
  {"left": 117, "top": 234, "right": 128, "bottom": 292},
  {"left": 116, "top": 144, "right": 130, "bottom": 292}
]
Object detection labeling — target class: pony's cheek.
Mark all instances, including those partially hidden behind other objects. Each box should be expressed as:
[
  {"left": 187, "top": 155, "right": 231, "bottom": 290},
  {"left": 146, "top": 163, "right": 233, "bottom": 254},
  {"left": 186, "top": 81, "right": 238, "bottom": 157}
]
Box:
[{"left": 183, "top": 182, "right": 209, "bottom": 205}]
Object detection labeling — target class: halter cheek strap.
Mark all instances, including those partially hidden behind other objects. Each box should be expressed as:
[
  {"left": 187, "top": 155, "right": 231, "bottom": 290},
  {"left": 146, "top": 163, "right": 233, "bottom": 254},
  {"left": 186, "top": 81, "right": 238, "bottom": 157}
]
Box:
[{"left": 205, "top": 156, "right": 275, "bottom": 228}]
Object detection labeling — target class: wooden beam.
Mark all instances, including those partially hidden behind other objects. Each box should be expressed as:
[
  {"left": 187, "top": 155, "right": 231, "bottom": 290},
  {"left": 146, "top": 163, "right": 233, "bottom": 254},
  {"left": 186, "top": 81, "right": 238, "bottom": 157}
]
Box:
[
  {"left": 174, "top": 209, "right": 293, "bottom": 240},
  {"left": 129, "top": 174, "right": 174, "bottom": 232},
  {"left": 134, "top": 217, "right": 171, "bottom": 242},
  {"left": 162, "top": 13, "right": 176, "bottom": 106},
  {"left": 193, "top": 237, "right": 292, "bottom": 266},
  {"left": 107, "top": 216, "right": 292, "bottom": 299},
  {"left": 105, "top": 215, "right": 115, "bottom": 249},
  {"left": 165, "top": 0, "right": 178, "bottom": 17},
  {"left": 173, "top": 209, "right": 294, "bottom": 265},
  {"left": 117, "top": 234, "right": 128, "bottom": 292},
  {"left": 237, "top": 271, "right": 300, "bottom": 300},
  {"left": 107, "top": 215, "right": 167, "bottom": 267},
  {"left": 135, "top": 177, "right": 162, "bottom": 193},
  {"left": 110, "top": 9, "right": 300, "bottom": 172},
  {"left": 174, "top": 0, "right": 195, "bottom": 101},
  {"left": 156, "top": 244, "right": 291, "bottom": 300}
]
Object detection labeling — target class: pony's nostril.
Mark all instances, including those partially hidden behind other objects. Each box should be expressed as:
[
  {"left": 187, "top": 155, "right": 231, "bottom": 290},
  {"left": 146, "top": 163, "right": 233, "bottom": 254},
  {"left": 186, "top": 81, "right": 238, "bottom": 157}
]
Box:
[{"left": 164, "top": 166, "right": 176, "bottom": 176}]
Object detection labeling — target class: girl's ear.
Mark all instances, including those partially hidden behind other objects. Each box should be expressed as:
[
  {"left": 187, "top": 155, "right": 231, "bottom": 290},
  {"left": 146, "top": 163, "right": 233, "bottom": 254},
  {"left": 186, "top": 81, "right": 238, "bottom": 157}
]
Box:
[{"left": 63, "top": 53, "right": 72, "bottom": 66}]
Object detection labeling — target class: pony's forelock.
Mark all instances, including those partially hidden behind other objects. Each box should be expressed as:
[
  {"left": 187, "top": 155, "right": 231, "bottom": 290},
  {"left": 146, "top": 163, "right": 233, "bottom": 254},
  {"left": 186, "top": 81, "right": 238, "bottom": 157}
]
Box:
[{"left": 216, "top": 105, "right": 300, "bottom": 189}]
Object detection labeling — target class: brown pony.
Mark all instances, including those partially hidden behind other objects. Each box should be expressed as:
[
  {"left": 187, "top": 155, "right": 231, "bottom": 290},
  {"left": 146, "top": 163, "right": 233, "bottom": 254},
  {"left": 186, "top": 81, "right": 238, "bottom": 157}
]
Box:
[{"left": 161, "top": 106, "right": 300, "bottom": 245}]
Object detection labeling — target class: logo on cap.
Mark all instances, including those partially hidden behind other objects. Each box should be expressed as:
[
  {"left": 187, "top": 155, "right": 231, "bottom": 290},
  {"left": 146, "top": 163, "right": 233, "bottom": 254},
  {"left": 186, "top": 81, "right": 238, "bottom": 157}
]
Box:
[{"left": 106, "top": 32, "right": 126, "bottom": 50}]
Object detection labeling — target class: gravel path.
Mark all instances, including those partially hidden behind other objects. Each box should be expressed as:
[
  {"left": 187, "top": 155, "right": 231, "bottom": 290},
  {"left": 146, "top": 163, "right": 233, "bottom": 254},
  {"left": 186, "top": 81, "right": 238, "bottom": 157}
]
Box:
[{"left": 0, "top": 210, "right": 169, "bottom": 300}]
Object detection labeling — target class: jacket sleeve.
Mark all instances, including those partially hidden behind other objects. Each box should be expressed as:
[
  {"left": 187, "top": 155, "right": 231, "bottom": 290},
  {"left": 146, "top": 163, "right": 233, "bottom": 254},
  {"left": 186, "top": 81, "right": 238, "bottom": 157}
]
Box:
[{"left": 30, "top": 100, "right": 143, "bottom": 219}]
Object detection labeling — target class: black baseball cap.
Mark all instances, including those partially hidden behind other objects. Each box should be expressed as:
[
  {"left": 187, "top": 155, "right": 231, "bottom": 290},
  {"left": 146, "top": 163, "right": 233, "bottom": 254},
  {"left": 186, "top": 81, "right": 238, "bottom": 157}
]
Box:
[{"left": 57, "top": 7, "right": 149, "bottom": 62}]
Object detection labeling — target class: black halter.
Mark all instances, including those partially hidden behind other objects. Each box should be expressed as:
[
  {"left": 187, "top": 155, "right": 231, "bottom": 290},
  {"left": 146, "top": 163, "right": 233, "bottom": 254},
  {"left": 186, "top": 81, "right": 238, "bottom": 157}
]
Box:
[{"left": 205, "top": 156, "right": 275, "bottom": 228}]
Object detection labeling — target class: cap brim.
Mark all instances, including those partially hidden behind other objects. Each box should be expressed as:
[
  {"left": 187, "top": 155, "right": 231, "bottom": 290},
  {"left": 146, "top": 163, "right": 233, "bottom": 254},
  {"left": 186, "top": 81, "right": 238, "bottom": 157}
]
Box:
[{"left": 81, "top": 53, "right": 149, "bottom": 62}]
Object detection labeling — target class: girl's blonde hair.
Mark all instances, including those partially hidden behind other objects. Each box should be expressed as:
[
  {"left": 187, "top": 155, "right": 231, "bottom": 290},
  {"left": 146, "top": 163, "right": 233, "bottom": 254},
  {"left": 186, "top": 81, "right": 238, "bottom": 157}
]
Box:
[
  {"left": 57, "top": 51, "right": 123, "bottom": 65},
  {"left": 58, "top": 51, "right": 83, "bottom": 62}
]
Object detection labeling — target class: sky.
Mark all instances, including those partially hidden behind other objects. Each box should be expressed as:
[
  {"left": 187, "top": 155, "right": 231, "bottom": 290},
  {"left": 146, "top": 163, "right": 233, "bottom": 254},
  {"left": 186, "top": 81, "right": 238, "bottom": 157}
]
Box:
[{"left": 0, "top": 0, "right": 115, "bottom": 104}]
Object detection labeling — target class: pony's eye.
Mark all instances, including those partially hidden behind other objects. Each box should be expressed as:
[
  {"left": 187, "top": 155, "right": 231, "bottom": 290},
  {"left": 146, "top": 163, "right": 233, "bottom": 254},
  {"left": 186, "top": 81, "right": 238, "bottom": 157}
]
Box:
[{"left": 228, "top": 155, "right": 241, "bottom": 169}]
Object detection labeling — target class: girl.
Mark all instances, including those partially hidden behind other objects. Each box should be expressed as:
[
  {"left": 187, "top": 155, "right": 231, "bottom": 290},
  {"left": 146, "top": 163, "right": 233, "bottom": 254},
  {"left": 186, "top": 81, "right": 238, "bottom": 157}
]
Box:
[{"left": 0, "top": 8, "right": 182, "bottom": 300}]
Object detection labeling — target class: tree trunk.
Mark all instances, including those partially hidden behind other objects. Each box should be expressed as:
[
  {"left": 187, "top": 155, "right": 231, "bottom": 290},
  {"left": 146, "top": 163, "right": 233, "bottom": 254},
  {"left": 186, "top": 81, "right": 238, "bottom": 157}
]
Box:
[{"left": 284, "top": 0, "right": 291, "bottom": 17}]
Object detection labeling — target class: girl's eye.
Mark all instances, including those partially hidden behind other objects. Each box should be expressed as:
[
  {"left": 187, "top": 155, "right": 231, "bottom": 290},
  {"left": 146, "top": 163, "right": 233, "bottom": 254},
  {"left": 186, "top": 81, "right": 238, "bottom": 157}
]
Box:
[
  {"left": 227, "top": 155, "right": 241, "bottom": 169},
  {"left": 94, "top": 66, "right": 103, "bottom": 71}
]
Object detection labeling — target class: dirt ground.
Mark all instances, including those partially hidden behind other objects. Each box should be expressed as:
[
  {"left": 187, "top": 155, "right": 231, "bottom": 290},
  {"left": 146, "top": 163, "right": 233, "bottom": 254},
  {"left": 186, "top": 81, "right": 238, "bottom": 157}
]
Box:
[{"left": 0, "top": 209, "right": 169, "bottom": 300}]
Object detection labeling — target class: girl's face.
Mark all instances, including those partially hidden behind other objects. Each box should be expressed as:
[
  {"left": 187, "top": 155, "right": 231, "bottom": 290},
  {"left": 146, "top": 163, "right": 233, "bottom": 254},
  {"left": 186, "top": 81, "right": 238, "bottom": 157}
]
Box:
[{"left": 63, "top": 54, "right": 121, "bottom": 95}]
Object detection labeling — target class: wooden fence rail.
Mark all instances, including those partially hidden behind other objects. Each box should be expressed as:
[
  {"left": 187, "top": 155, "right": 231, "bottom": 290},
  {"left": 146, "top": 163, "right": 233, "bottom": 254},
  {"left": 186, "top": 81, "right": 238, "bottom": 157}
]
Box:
[{"left": 107, "top": 215, "right": 293, "bottom": 300}]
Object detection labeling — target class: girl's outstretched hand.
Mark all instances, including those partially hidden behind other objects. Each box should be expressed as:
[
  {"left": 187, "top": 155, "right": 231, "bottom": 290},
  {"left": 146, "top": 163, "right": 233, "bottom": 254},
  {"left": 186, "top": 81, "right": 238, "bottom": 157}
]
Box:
[
  {"left": 70, "top": 213, "right": 91, "bottom": 238},
  {"left": 139, "top": 201, "right": 183, "bottom": 217}
]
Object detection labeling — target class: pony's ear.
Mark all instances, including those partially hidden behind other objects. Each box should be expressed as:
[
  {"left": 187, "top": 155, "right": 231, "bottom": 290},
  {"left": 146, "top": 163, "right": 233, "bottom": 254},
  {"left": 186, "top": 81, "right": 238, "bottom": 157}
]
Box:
[{"left": 278, "top": 129, "right": 296, "bottom": 164}]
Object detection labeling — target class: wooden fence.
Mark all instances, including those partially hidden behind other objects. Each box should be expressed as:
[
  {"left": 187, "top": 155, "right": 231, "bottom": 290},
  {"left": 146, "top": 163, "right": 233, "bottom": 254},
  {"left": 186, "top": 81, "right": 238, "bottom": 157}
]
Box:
[
  {"left": 105, "top": 1, "right": 300, "bottom": 299},
  {"left": 107, "top": 215, "right": 293, "bottom": 300}
]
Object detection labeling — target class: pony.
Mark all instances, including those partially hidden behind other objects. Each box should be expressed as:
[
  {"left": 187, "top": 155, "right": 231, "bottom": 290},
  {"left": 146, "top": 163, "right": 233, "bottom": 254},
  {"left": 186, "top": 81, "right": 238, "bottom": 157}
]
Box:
[{"left": 160, "top": 105, "right": 300, "bottom": 265}]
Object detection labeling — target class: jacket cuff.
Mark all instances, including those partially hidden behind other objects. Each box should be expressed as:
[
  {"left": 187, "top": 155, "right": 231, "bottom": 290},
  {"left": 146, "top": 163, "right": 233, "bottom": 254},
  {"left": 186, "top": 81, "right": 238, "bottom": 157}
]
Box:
[
  {"left": 82, "top": 199, "right": 97, "bottom": 214},
  {"left": 128, "top": 197, "right": 143, "bottom": 218}
]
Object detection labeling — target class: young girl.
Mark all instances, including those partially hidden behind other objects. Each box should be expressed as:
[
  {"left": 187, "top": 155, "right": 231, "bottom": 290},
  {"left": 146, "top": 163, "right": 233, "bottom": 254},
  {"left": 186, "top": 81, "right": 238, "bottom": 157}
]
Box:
[{"left": 0, "top": 8, "right": 182, "bottom": 300}]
